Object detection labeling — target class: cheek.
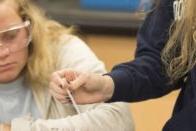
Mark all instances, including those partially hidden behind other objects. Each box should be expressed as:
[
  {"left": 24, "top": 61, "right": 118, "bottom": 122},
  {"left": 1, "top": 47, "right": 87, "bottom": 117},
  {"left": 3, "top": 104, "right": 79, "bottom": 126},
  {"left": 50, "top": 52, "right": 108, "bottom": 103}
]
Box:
[
  {"left": 0, "top": 49, "right": 28, "bottom": 83},
  {"left": 15, "top": 49, "right": 29, "bottom": 72}
]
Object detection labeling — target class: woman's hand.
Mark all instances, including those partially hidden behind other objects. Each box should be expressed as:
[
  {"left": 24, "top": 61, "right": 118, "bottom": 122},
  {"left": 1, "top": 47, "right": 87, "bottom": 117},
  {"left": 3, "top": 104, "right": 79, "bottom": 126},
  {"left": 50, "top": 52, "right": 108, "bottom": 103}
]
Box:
[
  {"left": 49, "top": 69, "right": 72, "bottom": 104},
  {"left": 49, "top": 69, "right": 114, "bottom": 104}
]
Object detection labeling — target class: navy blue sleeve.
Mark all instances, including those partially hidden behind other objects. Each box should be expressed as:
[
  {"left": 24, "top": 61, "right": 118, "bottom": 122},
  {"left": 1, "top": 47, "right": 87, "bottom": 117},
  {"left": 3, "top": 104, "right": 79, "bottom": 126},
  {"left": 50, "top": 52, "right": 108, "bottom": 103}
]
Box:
[{"left": 108, "top": 0, "right": 179, "bottom": 102}]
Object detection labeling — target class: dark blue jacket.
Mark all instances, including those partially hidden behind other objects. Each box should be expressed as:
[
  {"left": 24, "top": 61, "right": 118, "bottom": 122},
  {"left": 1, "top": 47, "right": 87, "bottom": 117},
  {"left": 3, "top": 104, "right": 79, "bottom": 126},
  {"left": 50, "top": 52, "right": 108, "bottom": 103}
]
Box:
[{"left": 108, "top": 0, "right": 196, "bottom": 130}]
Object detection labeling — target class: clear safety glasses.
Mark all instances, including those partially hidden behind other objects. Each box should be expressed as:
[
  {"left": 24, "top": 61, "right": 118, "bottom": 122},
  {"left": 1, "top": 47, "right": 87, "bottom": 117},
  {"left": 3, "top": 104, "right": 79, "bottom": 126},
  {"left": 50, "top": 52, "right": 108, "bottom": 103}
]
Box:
[{"left": 0, "top": 20, "right": 31, "bottom": 54}]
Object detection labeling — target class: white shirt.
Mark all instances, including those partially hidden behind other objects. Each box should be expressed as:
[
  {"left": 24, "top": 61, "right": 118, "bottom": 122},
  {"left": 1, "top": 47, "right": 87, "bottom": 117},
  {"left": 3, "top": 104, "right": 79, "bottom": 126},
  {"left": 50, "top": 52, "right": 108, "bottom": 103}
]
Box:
[{"left": 0, "top": 76, "right": 41, "bottom": 123}]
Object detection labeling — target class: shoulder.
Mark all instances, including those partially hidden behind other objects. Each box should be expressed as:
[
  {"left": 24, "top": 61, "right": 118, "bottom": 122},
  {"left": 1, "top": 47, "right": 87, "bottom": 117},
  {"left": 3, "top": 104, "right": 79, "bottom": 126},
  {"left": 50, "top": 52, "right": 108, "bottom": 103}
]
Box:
[
  {"left": 58, "top": 34, "right": 92, "bottom": 53},
  {"left": 56, "top": 34, "right": 106, "bottom": 73}
]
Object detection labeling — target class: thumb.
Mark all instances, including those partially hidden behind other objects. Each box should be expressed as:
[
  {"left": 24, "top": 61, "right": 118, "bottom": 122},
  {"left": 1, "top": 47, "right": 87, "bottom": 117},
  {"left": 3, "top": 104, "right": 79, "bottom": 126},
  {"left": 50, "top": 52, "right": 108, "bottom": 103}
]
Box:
[{"left": 69, "top": 73, "right": 87, "bottom": 91}]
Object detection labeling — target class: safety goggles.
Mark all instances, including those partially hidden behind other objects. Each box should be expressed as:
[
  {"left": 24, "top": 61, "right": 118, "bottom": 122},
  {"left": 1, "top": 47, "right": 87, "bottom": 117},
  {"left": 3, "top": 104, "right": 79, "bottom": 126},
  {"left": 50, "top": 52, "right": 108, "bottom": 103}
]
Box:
[{"left": 0, "top": 20, "right": 31, "bottom": 54}]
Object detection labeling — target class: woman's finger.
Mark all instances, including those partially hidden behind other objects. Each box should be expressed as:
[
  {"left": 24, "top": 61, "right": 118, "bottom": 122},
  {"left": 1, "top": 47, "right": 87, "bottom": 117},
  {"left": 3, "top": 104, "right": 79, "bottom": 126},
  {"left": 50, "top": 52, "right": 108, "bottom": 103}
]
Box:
[
  {"left": 64, "top": 70, "right": 77, "bottom": 82},
  {"left": 69, "top": 73, "right": 88, "bottom": 91},
  {"left": 49, "top": 82, "right": 67, "bottom": 96},
  {"left": 50, "top": 72, "right": 64, "bottom": 87},
  {"left": 49, "top": 89, "right": 67, "bottom": 101}
]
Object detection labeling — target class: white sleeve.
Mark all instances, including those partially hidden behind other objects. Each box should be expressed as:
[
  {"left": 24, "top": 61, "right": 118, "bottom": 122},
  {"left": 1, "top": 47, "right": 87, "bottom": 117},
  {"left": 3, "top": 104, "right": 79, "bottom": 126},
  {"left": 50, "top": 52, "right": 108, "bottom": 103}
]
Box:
[
  {"left": 11, "top": 102, "right": 134, "bottom": 131},
  {"left": 57, "top": 35, "right": 106, "bottom": 74}
]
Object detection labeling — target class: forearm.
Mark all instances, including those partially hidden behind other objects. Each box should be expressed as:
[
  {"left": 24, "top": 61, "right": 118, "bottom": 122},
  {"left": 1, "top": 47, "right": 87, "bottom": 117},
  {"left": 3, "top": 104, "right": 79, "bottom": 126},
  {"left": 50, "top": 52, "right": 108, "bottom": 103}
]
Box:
[
  {"left": 108, "top": 56, "right": 176, "bottom": 102},
  {"left": 11, "top": 103, "right": 134, "bottom": 131},
  {"left": 107, "top": 0, "right": 178, "bottom": 102}
]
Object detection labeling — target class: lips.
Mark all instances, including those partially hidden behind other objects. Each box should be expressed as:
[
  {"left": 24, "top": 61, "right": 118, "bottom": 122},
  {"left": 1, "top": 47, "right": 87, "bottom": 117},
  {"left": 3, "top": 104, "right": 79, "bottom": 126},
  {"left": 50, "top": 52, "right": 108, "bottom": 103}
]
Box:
[{"left": 0, "top": 63, "right": 16, "bottom": 72}]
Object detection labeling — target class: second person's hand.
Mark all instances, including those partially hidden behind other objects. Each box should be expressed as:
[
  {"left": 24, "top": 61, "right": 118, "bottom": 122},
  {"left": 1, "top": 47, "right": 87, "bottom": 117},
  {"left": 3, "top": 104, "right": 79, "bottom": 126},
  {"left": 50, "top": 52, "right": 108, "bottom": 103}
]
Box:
[{"left": 68, "top": 71, "right": 115, "bottom": 104}]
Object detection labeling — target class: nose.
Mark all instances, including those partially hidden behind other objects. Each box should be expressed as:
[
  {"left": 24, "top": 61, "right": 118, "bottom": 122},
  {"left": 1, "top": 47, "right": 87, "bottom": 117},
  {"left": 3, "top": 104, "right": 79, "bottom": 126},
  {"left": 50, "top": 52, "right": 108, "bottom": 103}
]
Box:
[{"left": 0, "top": 44, "right": 10, "bottom": 59}]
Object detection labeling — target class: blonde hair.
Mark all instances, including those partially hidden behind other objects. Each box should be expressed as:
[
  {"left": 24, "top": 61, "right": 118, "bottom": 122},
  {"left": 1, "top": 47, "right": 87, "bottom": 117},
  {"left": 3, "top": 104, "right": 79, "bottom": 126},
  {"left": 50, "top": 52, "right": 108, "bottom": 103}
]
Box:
[
  {"left": 2, "top": 0, "right": 72, "bottom": 87},
  {"left": 162, "top": 0, "right": 196, "bottom": 82}
]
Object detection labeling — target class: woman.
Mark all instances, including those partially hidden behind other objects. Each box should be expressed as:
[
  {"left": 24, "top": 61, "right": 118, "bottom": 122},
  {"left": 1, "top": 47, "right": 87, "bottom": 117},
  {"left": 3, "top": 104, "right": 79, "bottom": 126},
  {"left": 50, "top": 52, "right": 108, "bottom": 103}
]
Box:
[
  {"left": 0, "top": 0, "right": 134, "bottom": 130},
  {"left": 53, "top": 0, "right": 196, "bottom": 130}
]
